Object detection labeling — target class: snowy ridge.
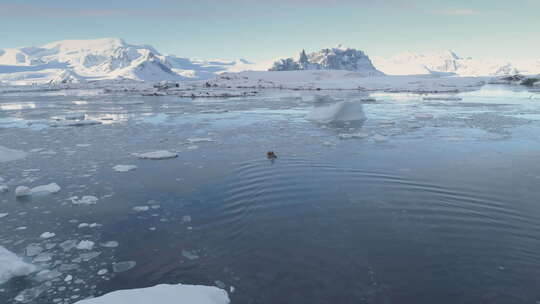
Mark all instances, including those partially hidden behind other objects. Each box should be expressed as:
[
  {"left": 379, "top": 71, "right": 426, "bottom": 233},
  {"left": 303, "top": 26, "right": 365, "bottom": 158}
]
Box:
[
  {"left": 0, "top": 38, "right": 265, "bottom": 85},
  {"left": 372, "top": 50, "right": 540, "bottom": 76}
]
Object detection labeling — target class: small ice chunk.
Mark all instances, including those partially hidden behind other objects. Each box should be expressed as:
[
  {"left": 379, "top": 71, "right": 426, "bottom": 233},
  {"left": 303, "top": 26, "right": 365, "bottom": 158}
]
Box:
[
  {"left": 65, "top": 275, "right": 73, "bottom": 282},
  {"left": 133, "top": 206, "right": 150, "bottom": 212},
  {"left": 40, "top": 232, "right": 56, "bottom": 239},
  {"left": 0, "top": 185, "right": 8, "bottom": 193},
  {"left": 60, "top": 240, "right": 78, "bottom": 252},
  {"left": 78, "top": 223, "right": 90, "bottom": 228},
  {"left": 100, "top": 241, "right": 119, "bottom": 248},
  {"left": 0, "top": 213, "right": 8, "bottom": 218},
  {"left": 34, "top": 269, "right": 62, "bottom": 282},
  {"left": 186, "top": 138, "right": 215, "bottom": 144},
  {"left": 76, "top": 240, "right": 95, "bottom": 250},
  {"left": 135, "top": 151, "right": 178, "bottom": 160},
  {"left": 33, "top": 252, "right": 53, "bottom": 263},
  {"left": 15, "top": 186, "right": 32, "bottom": 197},
  {"left": 14, "top": 284, "right": 47, "bottom": 303},
  {"left": 214, "top": 280, "right": 226, "bottom": 289},
  {"left": 30, "top": 183, "right": 61, "bottom": 196},
  {"left": 112, "top": 261, "right": 137, "bottom": 273},
  {"left": 70, "top": 196, "right": 98, "bottom": 205},
  {"left": 25, "top": 244, "right": 43, "bottom": 257},
  {"left": 182, "top": 215, "right": 192, "bottom": 223},
  {"left": 97, "top": 269, "right": 108, "bottom": 275},
  {"left": 181, "top": 249, "right": 199, "bottom": 260},
  {"left": 112, "top": 165, "right": 138, "bottom": 172},
  {"left": 79, "top": 251, "right": 101, "bottom": 261},
  {"left": 338, "top": 132, "right": 369, "bottom": 140},
  {"left": 373, "top": 134, "right": 388, "bottom": 143},
  {"left": 0, "top": 246, "right": 37, "bottom": 284}
]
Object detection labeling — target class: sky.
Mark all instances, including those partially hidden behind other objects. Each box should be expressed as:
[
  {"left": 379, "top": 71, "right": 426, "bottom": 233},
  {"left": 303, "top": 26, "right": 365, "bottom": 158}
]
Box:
[{"left": 0, "top": 0, "right": 539, "bottom": 61}]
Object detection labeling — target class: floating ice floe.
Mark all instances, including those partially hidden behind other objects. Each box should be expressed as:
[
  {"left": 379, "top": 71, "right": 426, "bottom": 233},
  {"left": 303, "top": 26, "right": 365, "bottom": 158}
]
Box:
[
  {"left": 422, "top": 96, "right": 462, "bottom": 101},
  {"left": 0, "top": 184, "right": 8, "bottom": 193},
  {"left": 135, "top": 150, "right": 178, "bottom": 160},
  {"left": 181, "top": 249, "right": 199, "bottom": 260},
  {"left": 14, "top": 183, "right": 61, "bottom": 197},
  {"left": 372, "top": 134, "right": 388, "bottom": 143},
  {"left": 186, "top": 138, "right": 215, "bottom": 144},
  {"left": 338, "top": 132, "right": 369, "bottom": 139},
  {"left": 97, "top": 269, "right": 108, "bottom": 275},
  {"left": 73, "top": 283, "right": 230, "bottom": 304},
  {"left": 100, "top": 241, "right": 119, "bottom": 248},
  {"left": 70, "top": 196, "right": 99, "bottom": 205},
  {"left": 0, "top": 246, "right": 37, "bottom": 285},
  {"left": 14, "top": 284, "right": 47, "bottom": 303},
  {"left": 30, "top": 183, "right": 61, "bottom": 196},
  {"left": 33, "top": 252, "right": 53, "bottom": 263},
  {"left": 0, "top": 213, "right": 8, "bottom": 218},
  {"left": 133, "top": 206, "right": 150, "bottom": 212},
  {"left": 15, "top": 186, "right": 32, "bottom": 197},
  {"left": 40, "top": 232, "right": 56, "bottom": 239},
  {"left": 112, "top": 165, "right": 138, "bottom": 172},
  {"left": 306, "top": 101, "right": 366, "bottom": 124},
  {"left": 76, "top": 240, "right": 95, "bottom": 250},
  {"left": 0, "top": 146, "right": 27, "bottom": 162},
  {"left": 112, "top": 261, "right": 136, "bottom": 273},
  {"left": 25, "top": 244, "right": 43, "bottom": 257}
]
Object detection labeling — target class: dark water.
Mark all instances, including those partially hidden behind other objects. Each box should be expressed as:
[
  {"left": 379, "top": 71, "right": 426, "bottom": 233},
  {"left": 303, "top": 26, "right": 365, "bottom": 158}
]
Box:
[
  {"left": 1, "top": 86, "right": 540, "bottom": 303},
  {"left": 102, "top": 141, "right": 540, "bottom": 304}
]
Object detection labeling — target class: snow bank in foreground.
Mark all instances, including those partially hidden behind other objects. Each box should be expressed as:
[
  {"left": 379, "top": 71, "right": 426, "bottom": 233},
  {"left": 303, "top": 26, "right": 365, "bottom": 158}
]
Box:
[
  {"left": 307, "top": 101, "right": 366, "bottom": 124},
  {"left": 74, "top": 284, "right": 230, "bottom": 304},
  {"left": 0, "top": 246, "right": 36, "bottom": 284},
  {"left": 0, "top": 146, "right": 27, "bottom": 162}
]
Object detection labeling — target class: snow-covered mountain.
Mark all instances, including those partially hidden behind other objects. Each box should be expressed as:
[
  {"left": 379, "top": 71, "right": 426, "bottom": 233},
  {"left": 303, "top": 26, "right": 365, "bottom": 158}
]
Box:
[
  {"left": 372, "top": 51, "right": 540, "bottom": 76},
  {"left": 0, "top": 38, "right": 265, "bottom": 85},
  {"left": 269, "top": 46, "right": 384, "bottom": 76}
]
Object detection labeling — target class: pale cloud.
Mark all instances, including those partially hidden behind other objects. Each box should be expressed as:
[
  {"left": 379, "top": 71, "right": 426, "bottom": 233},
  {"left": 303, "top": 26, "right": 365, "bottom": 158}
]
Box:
[
  {"left": 0, "top": 4, "right": 200, "bottom": 18},
  {"left": 427, "top": 9, "right": 483, "bottom": 16}
]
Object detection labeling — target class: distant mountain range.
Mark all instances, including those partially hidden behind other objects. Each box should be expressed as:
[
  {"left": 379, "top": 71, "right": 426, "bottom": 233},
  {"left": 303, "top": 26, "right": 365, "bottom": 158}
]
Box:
[
  {"left": 371, "top": 50, "right": 540, "bottom": 76},
  {"left": 0, "top": 38, "right": 266, "bottom": 85},
  {"left": 0, "top": 38, "right": 538, "bottom": 85}
]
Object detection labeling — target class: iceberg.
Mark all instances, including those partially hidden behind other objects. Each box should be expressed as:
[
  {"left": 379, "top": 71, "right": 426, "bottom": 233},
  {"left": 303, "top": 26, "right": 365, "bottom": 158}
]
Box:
[
  {"left": 306, "top": 101, "right": 366, "bottom": 124},
  {"left": 0, "top": 246, "right": 36, "bottom": 285},
  {"left": 73, "top": 284, "right": 230, "bottom": 304}
]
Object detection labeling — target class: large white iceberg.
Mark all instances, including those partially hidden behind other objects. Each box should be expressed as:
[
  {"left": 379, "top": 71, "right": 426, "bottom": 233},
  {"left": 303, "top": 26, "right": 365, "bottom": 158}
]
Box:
[
  {"left": 306, "top": 100, "right": 366, "bottom": 124},
  {"left": 0, "top": 246, "right": 36, "bottom": 285},
  {"left": 74, "top": 284, "right": 230, "bottom": 304}
]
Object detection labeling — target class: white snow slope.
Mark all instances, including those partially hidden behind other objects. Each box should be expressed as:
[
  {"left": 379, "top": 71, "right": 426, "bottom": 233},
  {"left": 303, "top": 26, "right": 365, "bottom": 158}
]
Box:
[
  {"left": 74, "top": 284, "right": 230, "bottom": 304},
  {"left": 372, "top": 50, "right": 540, "bottom": 77},
  {"left": 0, "top": 38, "right": 264, "bottom": 85}
]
